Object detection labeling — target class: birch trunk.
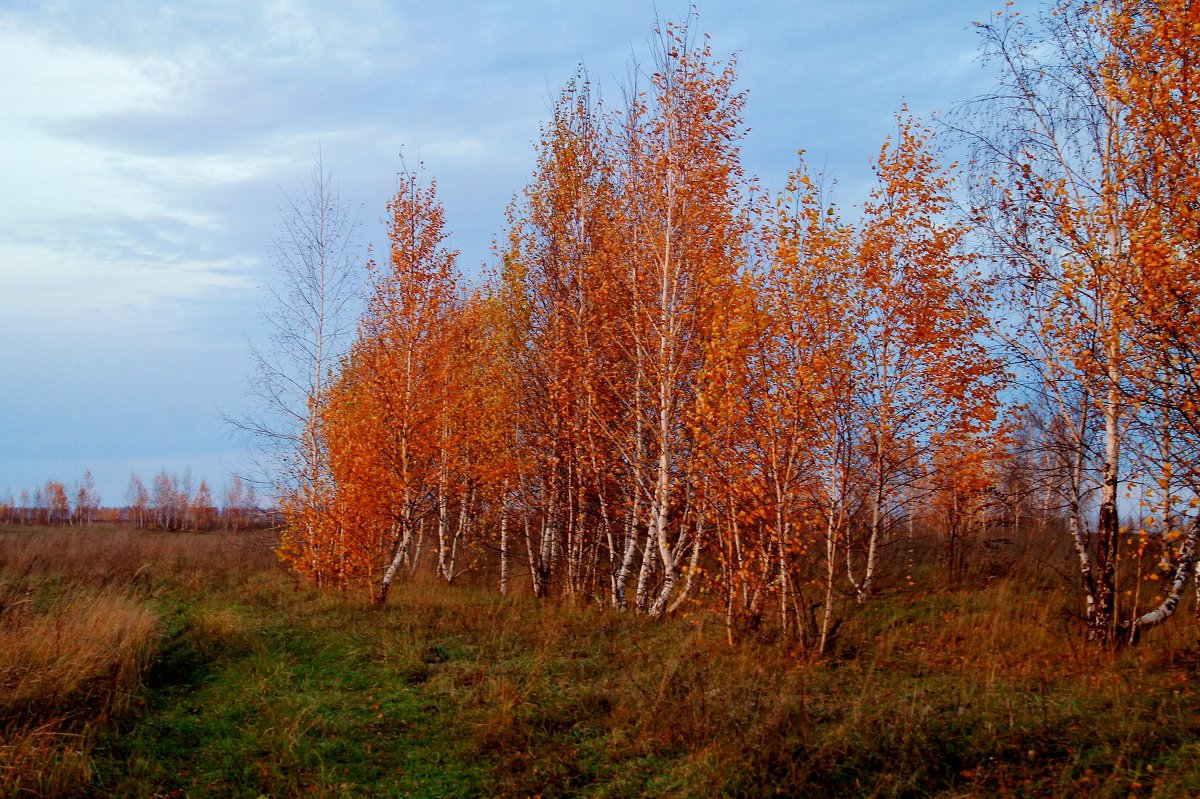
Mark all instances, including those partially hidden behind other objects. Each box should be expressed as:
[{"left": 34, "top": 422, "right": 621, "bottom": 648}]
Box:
[
  {"left": 436, "top": 454, "right": 450, "bottom": 581},
  {"left": 634, "top": 525, "right": 656, "bottom": 613},
  {"left": 647, "top": 206, "right": 679, "bottom": 619},
  {"left": 1066, "top": 435, "right": 1097, "bottom": 622},
  {"left": 1091, "top": 214, "right": 1123, "bottom": 641},
  {"left": 499, "top": 501, "right": 508, "bottom": 595},
  {"left": 1131, "top": 518, "right": 1199, "bottom": 639},
  {"left": 818, "top": 503, "right": 839, "bottom": 656},
  {"left": 614, "top": 494, "right": 640, "bottom": 609},
  {"left": 410, "top": 518, "right": 426, "bottom": 575},
  {"left": 376, "top": 524, "right": 412, "bottom": 606},
  {"left": 667, "top": 518, "right": 703, "bottom": 614},
  {"left": 523, "top": 514, "right": 542, "bottom": 597}
]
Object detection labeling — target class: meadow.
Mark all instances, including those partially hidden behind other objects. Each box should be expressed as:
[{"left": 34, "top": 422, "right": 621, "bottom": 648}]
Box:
[{"left": 2, "top": 523, "right": 1200, "bottom": 798}]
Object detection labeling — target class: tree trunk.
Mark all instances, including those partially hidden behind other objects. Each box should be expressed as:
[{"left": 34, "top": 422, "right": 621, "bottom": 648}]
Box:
[
  {"left": 818, "top": 501, "right": 840, "bottom": 656},
  {"left": 1091, "top": 327, "right": 1122, "bottom": 642},
  {"left": 1131, "top": 518, "right": 1199, "bottom": 640},
  {"left": 499, "top": 503, "right": 509, "bottom": 596}
]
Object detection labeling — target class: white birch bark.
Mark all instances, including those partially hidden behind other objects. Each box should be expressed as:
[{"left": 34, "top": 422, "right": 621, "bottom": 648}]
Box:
[
  {"left": 499, "top": 482, "right": 510, "bottom": 596},
  {"left": 1132, "top": 519, "right": 1199, "bottom": 638},
  {"left": 818, "top": 501, "right": 839, "bottom": 656}
]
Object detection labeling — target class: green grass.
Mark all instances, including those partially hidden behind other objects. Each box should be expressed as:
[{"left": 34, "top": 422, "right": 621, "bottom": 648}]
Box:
[
  {"left": 99, "top": 601, "right": 482, "bottom": 797},
  {"left": 5, "top": 524, "right": 1200, "bottom": 797}
]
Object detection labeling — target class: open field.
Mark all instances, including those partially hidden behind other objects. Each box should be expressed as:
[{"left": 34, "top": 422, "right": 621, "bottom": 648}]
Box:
[{"left": 3, "top": 524, "right": 1200, "bottom": 797}]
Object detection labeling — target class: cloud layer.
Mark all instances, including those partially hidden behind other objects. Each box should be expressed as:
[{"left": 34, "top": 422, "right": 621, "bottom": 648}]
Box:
[{"left": 0, "top": 0, "right": 1005, "bottom": 503}]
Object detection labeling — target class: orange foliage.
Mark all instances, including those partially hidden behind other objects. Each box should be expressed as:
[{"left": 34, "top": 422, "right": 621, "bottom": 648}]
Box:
[{"left": 276, "top": 11, "right": 1200, "bottom": 648}]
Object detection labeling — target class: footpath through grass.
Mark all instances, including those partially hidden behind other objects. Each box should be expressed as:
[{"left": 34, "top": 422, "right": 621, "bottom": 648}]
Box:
[
  {"left": 97, "top": 583, "right": 487, "bottom": 797},
  {"left": 5, "top": 525, "right": 1200, "bottom": 797}
]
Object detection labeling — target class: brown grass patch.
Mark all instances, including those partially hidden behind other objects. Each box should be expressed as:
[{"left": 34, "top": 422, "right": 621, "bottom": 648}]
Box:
[
  {"left": 0, "top": 523, "right": 277, "bottom": 797},
  {"left": 0, "top": 586, "right": 158, "bottom": 797}
]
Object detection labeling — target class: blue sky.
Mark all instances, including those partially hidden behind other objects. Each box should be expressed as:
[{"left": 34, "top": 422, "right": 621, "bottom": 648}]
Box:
[{"left": 0, "top": 0, "right": 1009, "bottom": 505}]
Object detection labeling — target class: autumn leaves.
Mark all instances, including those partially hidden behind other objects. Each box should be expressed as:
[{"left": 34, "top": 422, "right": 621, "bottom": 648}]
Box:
[
  {"left": 271, "top": 19, "right": 995, "bottom": 649},
  {"left": 703, "top": 117, "right": 1001, "bottom": 648},
  {"left": 277, "top": 4, "right": 1200, "bottom": 648}
]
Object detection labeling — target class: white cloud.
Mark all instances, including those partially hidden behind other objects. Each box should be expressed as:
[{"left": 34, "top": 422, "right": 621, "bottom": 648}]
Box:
[
  {"left": 0, "top": 22, "right": 180, "bottom": 121},
  {"left": 0, "top": 20, "right": 293, "bottom": 350},
  {"left": 0, "top": 25, "right": 186, "bottom": 225},
  {"left": 0, "top": 238, "right": 257, "bottom": 343}
]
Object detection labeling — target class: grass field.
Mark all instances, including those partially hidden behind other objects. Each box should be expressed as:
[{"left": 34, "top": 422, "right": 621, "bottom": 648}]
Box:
[{"left": 3, "top": 524, "right": 1200, "bottom": 797}]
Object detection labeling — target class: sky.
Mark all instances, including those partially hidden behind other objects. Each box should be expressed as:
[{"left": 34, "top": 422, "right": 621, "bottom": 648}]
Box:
[{"left": 0, "top": 0, "right": 1013, "bottom": 506}]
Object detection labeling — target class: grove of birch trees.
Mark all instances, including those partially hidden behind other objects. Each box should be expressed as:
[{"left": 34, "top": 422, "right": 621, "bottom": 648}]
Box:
[{"left": 275, "top": 1, "right": 1200, "bottom": 650}]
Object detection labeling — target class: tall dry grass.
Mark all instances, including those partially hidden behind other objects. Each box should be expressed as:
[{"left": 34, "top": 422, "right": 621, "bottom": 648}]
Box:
[
  {"left": 349, "top": 562, "right": 1200, "bottom": 796},
  {"left": 0, "top": 587, "right": 157, "bottom": 797},
  {"left": 5, "top": 523, "right": 1199, "bottom": 796},
  {"left": 0, "top": 523, "right": 280, "bottom": 591},
  {"left": 0, "top": 524, "right": 279, "bottom": 797},
  {"left": 1, "top": 588, "right": 158, "bottom": 720}
]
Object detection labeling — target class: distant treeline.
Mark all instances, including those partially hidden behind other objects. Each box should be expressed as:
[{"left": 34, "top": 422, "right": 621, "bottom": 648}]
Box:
[{"left": 0, "top": 469, "right": 276, "bottom": 531}]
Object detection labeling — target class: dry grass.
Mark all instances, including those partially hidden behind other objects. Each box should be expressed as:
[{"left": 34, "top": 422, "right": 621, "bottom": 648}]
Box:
[
  {"left": 0, "top": 587, "right": 158, "bottom": 797},
  {"left": 0, "top": 524, "right": 278, "bottom": 797},
  {"left": 345, "top": 569, "right": 1200, "bottom": 796},
  {"left": 4, "top": 523, "right": 1200, "bottom": 796},
  {"left": 1, "top": 588, "right": 158, "bottom": 719},
  {"left": 0, "top": 523, "right": 280, "bottom": 592}
]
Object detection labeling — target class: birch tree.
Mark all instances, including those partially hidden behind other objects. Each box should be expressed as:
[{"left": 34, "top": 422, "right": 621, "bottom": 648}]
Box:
[
  {"left": 849, "top": 113, "right": 1001, "bottom": 602},
  {"left": 1112, "top": 0, "right": 1200, "bottom": 639},
  {"left": 959, "top": 0, "right": 1200, "bottom": 642},
  {"left": 501, "top": 75, "right": 632, "bottom": 603},
  {"left": 237, "top": 151, "right": 363, "bottom": 578},
  {"left": 615, "top": 18, "right": 751, "bottom": 617},
  {"left": 501, "top": 76, "right": 619, "bottom": 597},
  {"left": 73, "top": 469, "right": 99, "bottom": 526},
  {"left": 312, "top": 163, "right": 461, "bottom": 604},
  {"left": 125, "top": 473, "right": 149, "bottom": 529},
  {"left": 958, "top": 0, "right": 1136, "bottom": 640},
  {"left": 697, "top": 161, "right": 858, "bottom": 647}
]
